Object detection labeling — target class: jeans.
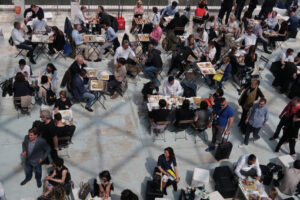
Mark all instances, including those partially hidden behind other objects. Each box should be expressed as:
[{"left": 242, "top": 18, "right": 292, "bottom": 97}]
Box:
[
  {"left": 25, "top": 162, "right": 42, "bottom": 182},
  {"left": 256, "top": 37, "right": 268, "bottom": 52},
  {"left": 83, "top": 84, "right": 95, "bottom": 108},
  {"left": 16, "top": 40, "right": 35, "bottom": 57},
  {"left": 273, "top": 115, "right": 288, "bottom": 138},
  {"left": 244, "top": 124, "right": 261, "bottom": 145},
  {"left": 143, "top": 66, "right": 161, "bottom": 86}
]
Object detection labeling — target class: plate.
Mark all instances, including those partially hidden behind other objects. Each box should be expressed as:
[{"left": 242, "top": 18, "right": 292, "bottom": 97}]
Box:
[
  {"left": 200, "top": 68, "right": 216, "bottom": 75},
  {"left": 90, "top": 80, "right": 103, "bottom": 90}
]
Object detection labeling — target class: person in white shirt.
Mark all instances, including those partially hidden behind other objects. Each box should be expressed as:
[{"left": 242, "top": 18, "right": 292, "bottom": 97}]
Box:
[
  {"left": 152, "top": 7, "right": 160, "bottom": 25},
  {"left": 195, "top": 27, "right": 208, "bottom": 48},
  {"left": 270, "top": 48, "right": 294, "bottom": 76},
  {"left": 14, "top": 59, "right": 31, "bottom": 79},
  {"left": 236, "top": 26, "right": 257, "bottom": 50},
  {"left": 113, "top": 40, "right": 137, "bottom": 65},
  {"left": 71, "top": 24, "right": 89, "bottom": 60},
  {"left": 11, "top": 21, "right": 36, "bottom": 64},
  {"left": 163, "top": 76, "right": 183, "bottom": 96},
  {"left": 235, "top": 154, "right": 262, "bottom": 181},
  {"left": 32, "top": 13, "right": 48, "bottom": 33},
  {"left": 265, "top": 11, "right": 278, "bottom": 30},
  {"left": 201, "top": 41, "right": 216, "bottom": 62},
  {"left": 74, "top": 6, "right": 93, "bottom": 32}
]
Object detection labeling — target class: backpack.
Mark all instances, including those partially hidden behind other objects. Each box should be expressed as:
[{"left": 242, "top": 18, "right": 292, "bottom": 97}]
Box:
[
  {"left": 42, "top": 84, "right": 56, "bottom": 105},
  {"left": 1, "top": 78, "right": 13, "bottom": 97},
  {"left": 8, "top": 36, "right": 14, "bottom": 46},
  {"left": 78, "top": 182, "right": 90, "bottom": 200}
]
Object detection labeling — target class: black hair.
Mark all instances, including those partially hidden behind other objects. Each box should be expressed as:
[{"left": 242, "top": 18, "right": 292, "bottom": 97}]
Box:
[
  {"left": 182, "top": 99, "right": 190, "bottom": 109},
  {"left": 41, "top": 75, "right": 49, "bottom": 84},
  {"left": 117, "top": 57, "right": 126, "bottom": 65},
  {"left": 159, "top": 99, "right": 167, "bottom": 108},
  {"left": 216, "top": 88, "right": 224, "bottom": 97},
  {"left": 14, "top": 21, "right": 20, "bottom": 28},
  {"left": 152, "top": 7, "right": 158, "bottom": 13},
  {"left": 248, "top": 154, "right": 256, "bottom": 161},
  {"left": 168, "top": 76, "right": 175, "bottom": 83},
  {"left": 172, "top": 1, "right": 178, "bottom": 7},
  {"left": 294, "top": 160, "right": 300, "bottom": 169},
  {"left": 296, "top": 110, "right": 300, "bottom": 118},
  {"left": 19, "top": 59, "right": 26, "bottom": 65},
  {"left": 99, "top": 170, "right": 112, "bottom": 182},
  {"left": 120, "top": 189, "right": 138, "bottom": 200},
  {"left": 29, "top": 127, "right": 38, "bottom": 135},
  {"left": 200, "top": 101, "right": 208, "bottom": 110},
  {"left": 287, "top": 48, "right": 294, "bottom": 54},
  {"left": 53, "top": 157, "right": 64, "bottom": 167},
  {"left": 79, "top": 69, "right": 87, "bottom": 77},
  {"left": 54, "top": 113, "right": 62, "bottom": 121},
  {"left": 47, "top": 63, "right": 57, "bottom": 74},
  {"left": 164, "top": 147, "right": 175, "bottom": 160}
]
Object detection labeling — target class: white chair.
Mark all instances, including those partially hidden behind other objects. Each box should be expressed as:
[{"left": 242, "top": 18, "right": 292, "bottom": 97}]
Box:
[
  {"left": 191, "top": 168, "right": 210, "bottom": 187},
  {"left": 151, "top": 121, "right": 170, "bottom": 142}
]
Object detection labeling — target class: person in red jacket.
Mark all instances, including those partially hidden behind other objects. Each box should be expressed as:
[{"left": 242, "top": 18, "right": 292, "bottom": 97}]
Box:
[{"left": 270, "top": 97, "right": 300, "bottom": 140}]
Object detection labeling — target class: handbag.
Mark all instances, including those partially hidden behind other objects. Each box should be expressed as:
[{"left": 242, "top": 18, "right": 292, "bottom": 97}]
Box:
[{"left": 212, "top": 73, "right": 223, "bottom": 82}]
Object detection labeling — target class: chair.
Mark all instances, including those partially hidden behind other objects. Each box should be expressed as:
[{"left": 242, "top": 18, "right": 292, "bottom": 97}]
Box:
[
  {"left": 192, "top": 123, "right": 208, "bottom": 144},
  {"left": 174, "top": 120, "right": 194, "bottom": 141},
  {"left": 151, "top": 121, "right": 170, "bottom": 142},
  {"left": 14, "top": 97, "right": 30, "bottom": 118},
  {"left": 58, "top": 136, "right": 72, "bottom": 158},
  {"left": 54, "top": 49, "right": 67, "bottom": 60},
  {"left": 15, "top": 47, "right": 28, "bottom": 58}
]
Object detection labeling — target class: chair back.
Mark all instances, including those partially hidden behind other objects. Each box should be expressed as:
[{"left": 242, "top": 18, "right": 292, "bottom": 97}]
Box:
[
  {"left": 178, "top": 119, "right": 194, "bottom": 124},
  {"left": 156, "top": 121, "right": 170, "bottom": 125}
]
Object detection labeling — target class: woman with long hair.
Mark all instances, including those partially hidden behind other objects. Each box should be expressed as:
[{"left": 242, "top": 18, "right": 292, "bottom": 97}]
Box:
[
  {"left": 43, "top": 63, "right": 58, "bottom": 90},
  {"left": 244, "top": 45, "right": 257, "bottom": 69},
  {"left": 48, "top": 26, "right": 65, "bottom": 55},
  {"left": 13, "top": 72, "right": 33, "bottom": 113}
]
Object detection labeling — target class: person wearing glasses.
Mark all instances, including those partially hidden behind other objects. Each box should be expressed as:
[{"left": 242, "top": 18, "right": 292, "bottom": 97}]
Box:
[{"left": 234, "top": 154, "right": 262, "bottom": 182}]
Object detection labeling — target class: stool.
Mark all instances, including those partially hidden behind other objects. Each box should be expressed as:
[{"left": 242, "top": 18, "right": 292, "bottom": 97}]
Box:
[{"left": 191, "top": 168, "right": 210, "bottom": 187}]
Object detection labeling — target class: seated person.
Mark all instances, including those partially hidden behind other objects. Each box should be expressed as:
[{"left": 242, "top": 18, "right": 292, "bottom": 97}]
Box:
[
  {"left": 54, "top": 90, "right": 72, "bottom": 112},
  {"left": 72, "top": 69, "right": 95, "bottom": 112},
  {"left": 157, "top": 147, "right": 179, "bottom": 195},
  {"left": 222, "top": 14, "right": 239, "bottom": 37},
  {"left": 210, "top": 56, "right": 232, "bottom": 88},
  {"left": 32, "top": 12, "right": 48, "bottom": 33},
  {"left": 13, "top": 72, "right": 33, "bottom": 113},
  {"left": 54, "top": 113, "right": 75, "bottom": 144},
  {"left": 70, "top": 55, "right": 87, "bottom": 77},
  {"left": 113, "top": 40, "right": 137, "bottom": 66},
  {"left": 133, "top": 0, "right": 144, "bottom": 18},
  {"left": 253, "top": 21, "right": 271, "bottom": 54},
  {"left": 71, "top": 24, "right": 89, "bottom": 60},
  {"left": 120, "top": 189, "right": 138, "bottom": 200},
  {"left": 279, "top": 160, "right": 300, "bottom": 196},
  {"left": 39, "top": 75, "right": 56, "bottom": 105},
  {"left": 174, "top": 99, "right": 195, "bottom": 129},
  {"left": 46, "top": 184, "right": 66, "bottom": 200},
  {"left": 270, "top": 48, "right": 294, "bottom": 77},
  {"left": 96, "top": 6, "right": 111, "bottom": 30},
  {"left": 149, "top": 99, "right": 170, "bottom": 123},
  {"left": 201, "top": 41, "right": 216, "bottom": 63},
  {"left": 42, "top": 63, "right": 58, "bottom": 91},
  {"left": 234, "top": 154, "right": 262, "bottom": 181},
  {"left": 195, "top": 1, "right": 209, "bottom": 19},
  {"left": 23, "top": 4, "right": 44, "bottom": 33},
  {"left": 174, "top": 14, "right": 189, "bottom": 35},
  {"left": 265, "top": 11, "right": 278, "bottom": 30},
  {"left": 141, "top": 81, "right": 160, "bottom": 101},
  {"left": 11, "top": 21, "right": 36, "bottom": 64},
  {"left": 194, "top": 101, "right": 211, "bottom": 130},
  {"left": 205, "top": 16, "right": 218, "bottom": 39},
  {"left": 149, "top": 22, "right": 162, "bottom": 46},
  {"left": 195, "top": 27, "right": 208, "bottom": 48},
  {"left": 161, "top": 1, "right": 178, "bottom": 17},
  {"left": 143, "top": 44, "right": 163, "bottom": 86},
  {"left": 14, "top": 59, "right": 31, "bottom": 80},
  {"left": 107, "top": 58, "right": 127, "bottom": 99},
  {"left": 96, "top": 22, "right": 119, "bottom": 62},
  {"left": 93, "top": 171, "right": 113, "bottom": 198},
  {"left": 287, "top": 11, "right": 299, "bottom": 38},
  {"left": 244, "top": 45, "right": 257, "bottom": 69},
  {"left": 42, "top": 157, "right": 71, "bottom": 198},
  {"left": 48, "top": 26, "right": 66, "bottom": 55},
  {"left": 236, "top": 26, "right": 257, "bottom": 50},
  {"left": 74, "top": 6, "right": 93, "bottom": 32},
  {"left": 241, "top": 10, "right": 252, "bottom": 30},
  {"left": 165, "top": 26, "right": 178, "bottom": 51},
  {"left": 162, "top": 76, "right": 183, "bottom": 97},
  {"left": 269, "top": 21, "right": 288, "bottom": 49},
  {"left": 228, "top": 47, "right": 242, "bottom": 76}
]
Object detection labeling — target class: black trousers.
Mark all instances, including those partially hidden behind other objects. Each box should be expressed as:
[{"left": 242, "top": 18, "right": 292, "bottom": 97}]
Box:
[
  {"left": 239, "top": 107, "right": 249, "bottom": 131},
  {"left": 218, "top": 5, "right": 232, "bottom": 24},
  {"left": 275, "top": 133, "right": 296, "bottom": 155},
  {"left": 107, "top": 75, "right": 122, "bottom": 95}
]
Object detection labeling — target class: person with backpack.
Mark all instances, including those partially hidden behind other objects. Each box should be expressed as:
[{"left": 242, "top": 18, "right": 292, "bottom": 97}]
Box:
[{"left": 39, "top": 75, "right": 56, "bottom": 106}]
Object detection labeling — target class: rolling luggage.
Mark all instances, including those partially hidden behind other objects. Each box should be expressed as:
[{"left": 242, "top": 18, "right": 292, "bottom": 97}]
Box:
[
  {"left": 213, "top": 166, "right": 237, "bottom": 198},
  {"left": 215, "top": 133, "right": 232, "bottom": 161},
  {"left": 146, "top": 180, "right": 163, "bottom": 200},
  {"left": 116, "top": 0, "right": 125, "bottom": 30}
]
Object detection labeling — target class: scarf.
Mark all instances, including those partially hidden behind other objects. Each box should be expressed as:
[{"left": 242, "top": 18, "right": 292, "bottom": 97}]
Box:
[{"left": 239, "top": 87, "right": 258, "bottom": 110}]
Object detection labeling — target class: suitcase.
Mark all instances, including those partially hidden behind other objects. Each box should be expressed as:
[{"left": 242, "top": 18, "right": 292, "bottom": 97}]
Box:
[
  {"left": 215, "top": 134, "right": 232, "bottom": 161},
  {"left": 146, "top": 180, "right": 163, "bottom": 200},
  {"left": 213, "top": 166, "right": 237, "bottom": 198},
  {"left": 117, "top": 17, "right": 125, "bottom": 30}
]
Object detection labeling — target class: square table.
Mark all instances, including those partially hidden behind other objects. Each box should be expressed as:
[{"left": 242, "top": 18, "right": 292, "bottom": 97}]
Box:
[
  {"left": 31, "top": 34, "right": 53, "bottom": 60},
  {"left": 237, "top": 179, "right": 268, "bottom": 200},
  {"left": 191, "top": 168, "right": 210, "bottom": 187},
  {"left": 81, "top": 34, "right": 105, "bottom": 60}
]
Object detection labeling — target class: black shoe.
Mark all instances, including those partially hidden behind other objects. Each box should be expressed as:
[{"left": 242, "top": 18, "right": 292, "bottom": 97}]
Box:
[
  {"left": 163, "top": 187, "right": 167, "bottom": 195},
  {"left": 172, "top": 182, "right": 177, "bottom": 191},
  {"left": 103, "top": 49, "right": 109, "bottom": 55},
  {"left": 29, "top": 58, "right": 36, "bottom": 64},
  {"left": 264, "top": 50, "right": 272, "bottom": 54},
  {"left": 85, "top": 106, "right": 93, "bottom": 112},
  {"left": 94, "top": 58, "right": 102, "bottom": 62},
  {"left": 269, "top": 137, "right": 277, "bottom": 141},
  {"left": 37, "top": 179, "right": 42, "bottom": 188},
  {"left": 20, "top": 179, "right": 29, "bottom": 186}
]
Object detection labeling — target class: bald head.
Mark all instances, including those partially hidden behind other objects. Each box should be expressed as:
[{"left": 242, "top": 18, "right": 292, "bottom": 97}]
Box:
[{"left": 76, "top": 56, "right": 84, "bottom": 65}]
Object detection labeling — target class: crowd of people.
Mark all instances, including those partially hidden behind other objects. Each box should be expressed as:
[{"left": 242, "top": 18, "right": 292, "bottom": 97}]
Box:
[{"left": 3, "top": 0, "right": 300, "bottom": 199}]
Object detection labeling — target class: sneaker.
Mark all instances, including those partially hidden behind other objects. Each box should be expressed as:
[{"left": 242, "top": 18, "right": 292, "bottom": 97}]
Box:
[
  {"left": 172, "top": 182, "right": 178, "bottom": 191},
  {"left": 20, "top": 179, "right": 29, "bottom": 186},
  {"left": 37, "top": 179, "right": 42, "bottom": 188},
  {"left": 269, "top": 137, "right": 277, "bottom": 141},
  {"left": 205, "top": 146, "right": 215, "bottom": 152},
  {"left": 253, "top": 136, "right": 260, "bottom": 141},
  {"left": 264, "top": 50, "right": 272, "bottom": 54},
  {"left": 94, "top": 58, "right": 102, "bottom": 62},
  {"left": 85, "top": 106, "right": 93, "bottom": 112},
  {"left": 163, "top": 188, "right": 167, "bottom": 195},
  {"left": 238, "top": 144, "right": 247, "bottom": 148}
]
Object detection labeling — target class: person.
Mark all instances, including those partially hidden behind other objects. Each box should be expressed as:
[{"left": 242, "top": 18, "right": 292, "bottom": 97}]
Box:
[
  {"left": 74, "top": 6, "right": 93, "bottom": 32},
  {"left": 23, "top": 4, "right": 44, "bottom": 33},
  {"left": 269, "top": 21, "right": 288, "bottom": 49},
  {"left": 48, "top": 184, "right": 66, "bottom": 200},
  {"left": 93, "top": 171, "right": 113, "bottom": 198},
  {"left": 96, "top": 6, "right": 111, "bottom": 29},
  {"left": 278, "top": 160, "right": 300, "bottom": 196},
  {"left": 141, "top": 81, "right": 159, "bottom": 101},
  {"left": 275, "top": 110, "right": 300, "bottom": 156},
  {"left": 205, "top": 16, "right": 218, "bottom": 39},
  {"left": 72, "top": 24, "right": 89, "bottom": 60},
  {"left": 48, "top": 26, "right": 66, "bottom": 55},
  {"left": 270, "top": 48, "right": 294, "bottom": 77},
  {"left": 42, "top": 63, "right": 58, "bottom": 90},
  {"left": 54, "top": 113, "right": 76, "bottom": 144},
  {"left": 162, "top": 76, "right": 183, "bottom": 97},
  {"left": 161, "top": 1, "right": 178, "bottom": 17},
  {"left": 195, "top": 27, "right": 208, "bottom": 48},
  {"left": 228, "top": 47, "right": 241, "bottom": 77},
  {"left": 234, "top": 0, "right": 246, "bottom": 21},
  {"left": 143, "top": 44, "right": 163, "bottom": 86},
  {"left": 72, "top": 69, "right": 95, "bottom": 112},
  {"left": 152, "top": 7, "right": 160, "bottom": 25},
  {"left": 39, "top": 75, "right": 56, "bottom": 105},
  {"left": 201, "top": 41, "right": 216, "bottom": 62},
  {"left": 14, "top": 59, "right": 31, "bottom": 79},
  {"left": 236, "top": 26, "right": 257, "bottom": 50},
  {"left": 113, "top": 40, "right": 137, "bottom": 66},
  {"left": 173, "top": 99, "right": 195, "bottom": 129},
  {"left": 194, "top": 101, "right": 211, "bottom": 130},
  {"left": 211, "top": 56, "right": 232, "bottom": 88},
  {"left": 42, "top": 157, "right": 71, "bottom": 197},
  {"left": 149, "top": 22, "right": 162, "bottom": 46},
  {"left": 239, "top": 98, "right": 268, "bottom": 146},
  {"left": 253, "top": 21, "right": 271, "bottom": 54},
  {"left": 38, "top": 110, "right": 59, "bottom": 159},
  {"left": 195, "top": 1, "right": 208, "bottom": 19},
  {"left": 157, "top": 147, "right": 179, "bottom": 195},
  {"left": 222, "top": 14, "right": 239, "bottom": 37},
  {"left": 287, "top": 11, "right": 299, "bottom": 38},
  {"left": 107, "top": 58, "right": 127, "bottom": 99},
  {"left": 234, "top": 154, "right": 262, "bottom": 181},
  {"left": 272, "top": 58, "right": 298, "bottom": 93},
  {"left": 20, "top": 128, "right": 50, "bottom": 188},
  {"left": 208, "top": 88, "right": 224, "bottom": 106},
  {"left": 11, "top": 21, "right": 36, "bottom": 64},
  {"left": 241, "top": 10, "right": 252, "bottom": 30},
  {"left": 70, "top": 55, "right": 87, "bottom": 77},
  {"left": 206, "top": 97, "right": 234, "bottom": 152},
  {"left": 218, "top": 0, "right": 234, "bottom": 24},
  {"left": 120, "top": 189, "right": 138, "bottom": 200},
  {"left": 54, "top": 91, "right": 72, "bottom": 111},
  {"left": 238, "top": 79, "right": 264, "bottom": 131},
  {"left": 133, "top": 0, "right": 144, "bottom": 18},
  {"left": 265, "top": 11, "right": 278, "bottom": 30},
  {"left": 267, "top": 188, "right": 278, "bottom": 200},
  {"left": 257, "top": 0, "right": 277, "bottom": 19},
  {"left": 95, "top": 22, "right": 119, "bottom": 62},
  {"left": 244, "top": 45, "right": 257, "bottom": 69},
  {"left": 32, "top": 12, "right": 48, "bottom": 33},
  {"left": 13, "top": 72, "right": 33, "bottom": 113},
  {"left": 149, "top": 99, "right": 170, "bottom": 123},
  {"left": 270, "top": 97, "right": 300, "bottom": 140},
  {"left": 165, "top": 26, "right": 178, "bottom": 51}
]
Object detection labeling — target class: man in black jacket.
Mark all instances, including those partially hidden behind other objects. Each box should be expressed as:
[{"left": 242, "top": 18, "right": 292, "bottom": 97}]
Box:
[
  {"left": 23, "top": 4, "right": 44, "bottom": 33},
  {"left": 143, "top": 44, "right": 163, "bottom": 86},
  {"left": 70, "top": 55, "right": 87, "bottom": 77},
  {"left": 218, "top": 0, "right": 234, "bottom": 24}
]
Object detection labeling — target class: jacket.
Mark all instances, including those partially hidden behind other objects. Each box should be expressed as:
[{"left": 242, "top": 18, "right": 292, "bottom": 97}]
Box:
[
  {"left": 53, "top": 32, "right": 66, "bottom": 51},
  {"left": 279, "top": 167, "right": 300, "bottom": 196},
  {"left": 145, "top": 49, "right": 163, "bottom": 69},
  {"left": 64, "top": 17, "right": 73, "bottom": 38},
  {"left": 61, "top": 68, "right": 72, "bottom": 92},
  {"left": 166, "top": 30, "right": 177, "bottom": 51},
  {"left": 72, "top": 74, "right": 87, "bottom": 100},
  {"left": 13, "top": 81, "right": 32, "bottom": 97},
  {"left": 23, "top": 7, "right": 44, "bottom": 21},
  {"left": 70, "top": 61, "right": 87, "bottom": 76},
  {"left": 22, "top": 135, "right": 50, "bottom": 166}
]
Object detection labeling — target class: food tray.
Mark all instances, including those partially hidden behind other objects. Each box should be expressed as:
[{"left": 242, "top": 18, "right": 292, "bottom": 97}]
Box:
[
  {"left": 197, "top": 62, "right": 212, "bottom": 69},
  {"left": 90, "top": 80, "right": 103, "bottom": 91},
  {"left": 138, "top": 34, "right": 150, "bottom": 42},
  {"left": 200, "top": 68, "right": 216, "bottom": 75}
]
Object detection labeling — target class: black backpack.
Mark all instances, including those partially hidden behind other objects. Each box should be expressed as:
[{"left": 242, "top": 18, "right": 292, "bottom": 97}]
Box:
[
  {"left": 42, "top": 84, "right": 56, "bottom": 105},
  {"left": 1, "top": 78, "right": 13, "bottom": 97}
]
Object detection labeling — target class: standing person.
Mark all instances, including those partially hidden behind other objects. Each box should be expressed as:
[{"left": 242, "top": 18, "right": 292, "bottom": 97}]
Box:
[
  {"left": 239, "top": 98, "right": 269, "bottom": 147},
  {"left": 247, "top": 0, "right": 258, "bottom": 18},
  {"left": 206, "top": 97, "right": 234, "bottom": 152},
  {"left": 235, "top": 0, "right": 246, "bottom": 21},
  {"left": 257, "top": 0, "right": 277, "bottom": 19},
  {"left": 270, "top": 97, "right": 300, "bottom": 140},
  {"left": 238, "top": 79, "right": 264, "bottom": 132},
  {"left": 157, "top": 147, "right": 180, "bottom": 195},
  {"left": 20, "top": 128, "right": 50, "bottom": 188},
  {"left": 218, "top": 0, "right": 234, "bottom": 24},
  {"left": 275, "top": 110, "right": 300, "bottom": 156}
]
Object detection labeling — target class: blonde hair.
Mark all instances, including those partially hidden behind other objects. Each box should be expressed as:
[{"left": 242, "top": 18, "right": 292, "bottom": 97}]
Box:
[
  {"left": 268, "top": 188, "right": 278, "bottom": 200},
  {"left": 137, "top": 0, "right": 143, "bottom": 5}
]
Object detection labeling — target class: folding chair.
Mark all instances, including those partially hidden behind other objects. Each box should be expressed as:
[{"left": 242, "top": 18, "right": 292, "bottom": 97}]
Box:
[
  {"left": 54, "top": 50, "right": 67, "bottom": 60},
  {"left": 58, "top": 136, "right": 72, "bottom": 158},
  {"left": 174, "top": 120, "right": 194, "bottom": 141},
  {"left": 192, "top": 123, "right": 208, "bottom": 144},
  {"left": 151, "top": 121, "right": 170, "bottom": 142},
  {"left": 15, "top": 47, "right": 27, "bottom": 58},
  {"left": 14, "top": 97, "right": 30, "bottom": 118}
]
